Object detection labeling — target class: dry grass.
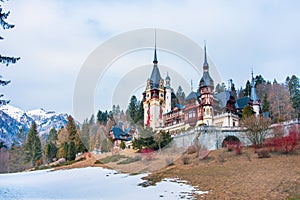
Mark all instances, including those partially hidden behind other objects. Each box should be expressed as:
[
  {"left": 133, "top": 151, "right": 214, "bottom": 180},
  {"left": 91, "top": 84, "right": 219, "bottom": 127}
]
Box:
[
  {"left": 146, "top": 147, "right": 300, "bottom": 199},
  {"left": 54, "top": 147, "right": 300, "bottom": 199}
]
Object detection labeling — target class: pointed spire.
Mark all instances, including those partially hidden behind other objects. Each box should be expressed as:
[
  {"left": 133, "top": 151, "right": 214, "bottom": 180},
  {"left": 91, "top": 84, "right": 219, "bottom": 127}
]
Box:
[
  {"left": 203, "top": 40, "right": 209, "bottom": 71},
  {"left": 153, "top": 30, "right": 158, "bottom": 64},
  {"left": 250, "top": 69, "right": 259, "bottom": 102},
  {"left": 191, "top": 79, "right": 193, "bottom": 91}
]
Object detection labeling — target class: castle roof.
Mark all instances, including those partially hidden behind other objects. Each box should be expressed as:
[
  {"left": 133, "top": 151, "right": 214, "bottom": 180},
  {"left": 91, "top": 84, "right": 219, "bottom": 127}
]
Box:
[
  {"left": 186, "top": 91, "right": 199, "bottom": 101},
  {"left": 235, "top": 96, "right": 250, "bottom": 109}
]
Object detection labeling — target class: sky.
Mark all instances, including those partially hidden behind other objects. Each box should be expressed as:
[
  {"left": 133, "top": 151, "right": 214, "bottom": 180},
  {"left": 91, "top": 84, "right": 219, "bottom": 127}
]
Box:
[{"left": 1, "top": 0, "right": 299, "bottom": 120}]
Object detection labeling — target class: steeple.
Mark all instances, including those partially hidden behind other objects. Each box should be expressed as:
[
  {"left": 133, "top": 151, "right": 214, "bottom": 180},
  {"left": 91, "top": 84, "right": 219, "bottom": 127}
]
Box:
[
  {"left": 153, "top": 47, "right": 158, "bottom": 64},
  {"left": 153, "top": 30, "right": 158, "bottom": 64},
  {"left": 250, "top": 69, "right": 259, "bottom": 103},
  {"left": 203, "top": 40, "right": 209, "bottom": 72}
]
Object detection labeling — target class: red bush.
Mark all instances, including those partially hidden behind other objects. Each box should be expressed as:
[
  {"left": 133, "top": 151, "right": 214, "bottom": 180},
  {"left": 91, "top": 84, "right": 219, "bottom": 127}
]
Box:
[{"left": 263, "top": 131, "right": 298, "bottom": 154}]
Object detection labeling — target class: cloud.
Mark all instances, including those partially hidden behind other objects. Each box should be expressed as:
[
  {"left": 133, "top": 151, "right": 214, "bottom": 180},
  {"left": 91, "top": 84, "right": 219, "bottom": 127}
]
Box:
[{"left": 1, "top": 0, "right": 299, "bottom": 116}]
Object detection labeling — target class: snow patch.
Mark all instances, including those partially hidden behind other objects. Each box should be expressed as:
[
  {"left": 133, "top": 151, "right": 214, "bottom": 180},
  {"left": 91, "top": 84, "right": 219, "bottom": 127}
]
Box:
[{"left": 0, "top": 167, "right": 207, "bottom": 200}]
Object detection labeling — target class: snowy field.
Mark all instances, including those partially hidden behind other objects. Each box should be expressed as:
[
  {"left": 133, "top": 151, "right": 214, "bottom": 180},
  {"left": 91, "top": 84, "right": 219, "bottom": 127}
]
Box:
[{"left": 0, "top": 167, "right": 207, "bottom": 200}]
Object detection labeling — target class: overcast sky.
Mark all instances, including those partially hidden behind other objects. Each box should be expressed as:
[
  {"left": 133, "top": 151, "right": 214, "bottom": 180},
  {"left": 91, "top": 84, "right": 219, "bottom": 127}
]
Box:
[{"left": 1, "top": 0, "right": 299, "bottom": 118}]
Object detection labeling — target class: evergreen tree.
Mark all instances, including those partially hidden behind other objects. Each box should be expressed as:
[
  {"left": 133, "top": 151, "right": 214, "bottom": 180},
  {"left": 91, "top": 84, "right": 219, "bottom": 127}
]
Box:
[
  {"left": 0, "top": 1, "right": 20, "bottom": 105},
  {"left": 287, "top": 75, "right": 300, "bottom": 119},
  {"left": 89, "top": 114, "right": 95, "bottom": 126},
  {"left": 134, "top": 101, "right": 144, "bottom": 124},
  {"left": 67, "top": 115, "right": 77, "bottom": 142},
  {"left": 243, "top": 80, "right": 251, "bottom": 97},
  {"left": 44, "top": 143, "right": 57, "bottom": 163},
  {"left": 231, "top": 82, "right": 237, "bottom": 99},
  {"left": 255, "top": 75, "right": 266, "bottom": 87},
  {"left": 262, "top": 94, "right": 270, "bottom": 113},
  {"left": 97, "top": 110, "right": 108, "bottom": 125},
  {"left": 44, "top": 128, "right": 58, "bottom": 163},
  {"left": 67, "top": 142, "right": 76, "bottom": 161},
  {"left": 242, "top": 105, "right": 254, "bottom": 119},
  {"left": 127, "top": 95, "right": 138, "bottom": 122},
  {"left": 47, "top": 128, "right": 57, "bottom": 145},
  {"left": 66, "top": 115, "right": 87, "bottom": 159},
  {"left": 23, "top": 122, "right": 42, "bottom": 166},
  {"left": 57, "top": 142, "right": 68, "bottom": 159}
]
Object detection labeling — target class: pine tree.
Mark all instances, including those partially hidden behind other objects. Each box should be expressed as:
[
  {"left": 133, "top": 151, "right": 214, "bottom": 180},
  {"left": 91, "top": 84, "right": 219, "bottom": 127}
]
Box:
[
  {"left": 0, "top": 1, "right": 20, "bottom": 105},
  {"left": 44, "top": 128, "right": 58, "bottom": 163},
  {"left": 134, "top": 101, "right": 144, "bottom": 124},
  {"left": 255, "top": 75, "right": 266, "bottom": 87},
  {"left": 67, "top": 142, "right": 76, "bottom": 161},
  {"left": 23, "top": 122, "right": 42, "bottom": 166},
  {"left": 66, "top": 115, "right": 87, "bottom": 158},
  {"left": 262, "top": 94, "right": 270, "bottom": 113},
  {"left": 242, "top": 105, "right": 254, "bottom": 119},
  {"left": 44, "top": 143, "right": 57, "bottom": 163},
  {"left": 47, "top": 128, "right": 57, "bottom": 145},
  {"left": 57, "top": 142, "right": 68, "bottom": 159},
  {"left": 243, "top": 80, "right": 251, "bottom": 97},
  {"left": 287, "top": 75, "right": 300, "bottom": 119},
  {"left": 127, "top": 95, "right": 138, "bottom": 122}
]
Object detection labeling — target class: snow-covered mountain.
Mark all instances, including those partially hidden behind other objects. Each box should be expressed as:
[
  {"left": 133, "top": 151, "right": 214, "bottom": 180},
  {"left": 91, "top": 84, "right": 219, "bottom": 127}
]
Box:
[{"left": 0, "top": 105, "right": 72, "bottom": 147}]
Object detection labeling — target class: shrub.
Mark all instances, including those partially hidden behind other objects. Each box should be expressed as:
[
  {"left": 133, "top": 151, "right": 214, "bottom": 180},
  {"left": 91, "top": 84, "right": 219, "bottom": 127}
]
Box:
[
  {"left": 263, "top": 132, "right": 298, "bottom": 154},
  {"left": 257, "top": 149, "right": 271, "bottom": 158},
  {"left": 182, "top": 155, "right": 190, "bottom": 165}
]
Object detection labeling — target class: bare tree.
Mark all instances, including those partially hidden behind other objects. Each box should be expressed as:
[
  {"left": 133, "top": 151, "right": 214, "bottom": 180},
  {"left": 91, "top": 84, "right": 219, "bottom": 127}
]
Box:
[
  {"left": 242, "top": 115, "right": 270, "bottom": 145},
  {"left": 268, "top": 83, "right": 294, "bottom": 122}
]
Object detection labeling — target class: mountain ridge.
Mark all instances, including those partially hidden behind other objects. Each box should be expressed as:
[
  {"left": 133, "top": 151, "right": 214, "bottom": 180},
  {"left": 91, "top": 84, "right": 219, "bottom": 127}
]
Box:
[{"left": 0, "top": 104, "right": 74, "bottom": 147}]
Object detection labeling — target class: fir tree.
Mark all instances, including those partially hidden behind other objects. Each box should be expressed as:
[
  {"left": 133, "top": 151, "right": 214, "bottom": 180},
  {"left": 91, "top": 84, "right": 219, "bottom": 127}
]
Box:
[
  {"left": 242, "top": 105, "right": 254, "bottom": 119},
  {"left": 127, "top": 95, "right": 138, "bottom": 122},
  {"left": 0, "top": 1, "right": 20, "bottom": 105},
  {"left": 262, "top": 94, "right": 270, "bottom": 113},
  {"left": 44, "top": 143, "right": 57, "bottom": 163},
  {"left": 23, "top": 122, "right": 42, "bottom": 166},
  {"left": 66, "top": 115, "right": 87, "bottom": 160},
  {"left": 134, "top": 101, "right": 144, "bottom": 124},
  {"left": 287, "top": 75, "right": 300, "bottom": 119},
  {"left": 67, "top": 142, "right": 76, "bottom": 161},
  {"left": 47, "top": 128, "right": 57, "bottom": 145},
  {"left": 243, "top": 80, "right": 251, "bottom": 97},
  {"left": 44, "top": 128, "right": 58, "bottom": 163}
]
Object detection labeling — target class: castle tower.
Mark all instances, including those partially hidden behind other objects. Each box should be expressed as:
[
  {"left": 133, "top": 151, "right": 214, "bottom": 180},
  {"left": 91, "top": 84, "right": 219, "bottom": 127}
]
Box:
[
  {"left": 165, "top": 73, "right": 172, "bottom": 113},
  {"left": 143, "top": 45, "right": 165, "bottom": 130},
  {"left": 249, "top": 71, "right": 261, "bottom": 116},
  {"left": 199, "top": 42, "right": 214, "bottom": 125}
]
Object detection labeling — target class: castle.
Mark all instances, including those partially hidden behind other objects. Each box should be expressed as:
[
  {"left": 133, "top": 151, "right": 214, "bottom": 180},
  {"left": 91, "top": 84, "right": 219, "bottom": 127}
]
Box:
[{"left": 142, "top": 43, "right": 260, "bottom": 133}]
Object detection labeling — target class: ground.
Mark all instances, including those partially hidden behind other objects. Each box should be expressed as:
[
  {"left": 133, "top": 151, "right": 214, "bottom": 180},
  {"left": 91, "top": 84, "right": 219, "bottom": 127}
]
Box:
[{"left": 55, "top": 147, "right": 300, "bottom": 200}]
